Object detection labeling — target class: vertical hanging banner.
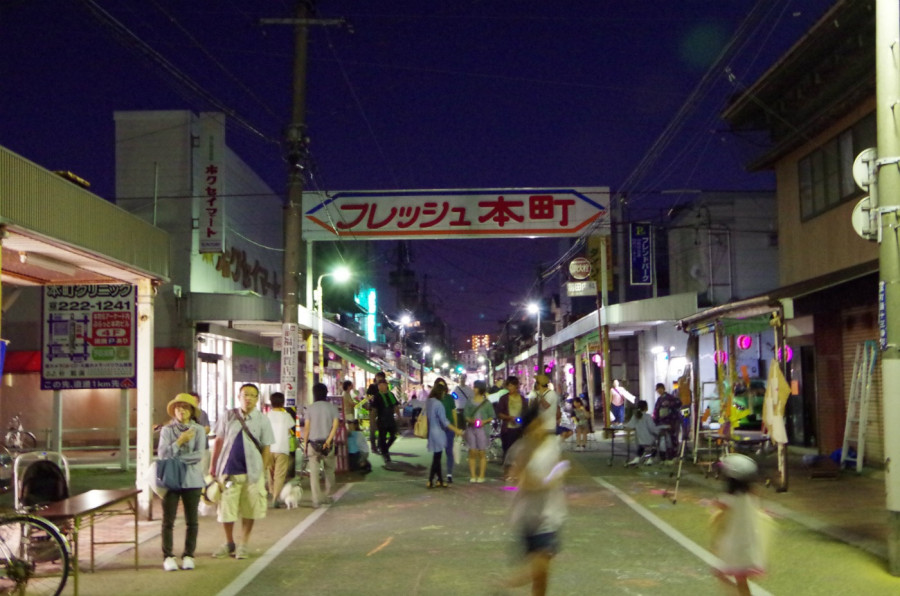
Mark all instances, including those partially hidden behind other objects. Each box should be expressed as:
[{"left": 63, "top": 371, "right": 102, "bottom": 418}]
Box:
[
  {"left": 281, "top": 323, "right": 299, "bottom": 407},
  {"left": 41, "top": 285, "right": 137, "bottom": 390},
  {"left": 196, "top": 112, "right": 225, "bottom": 254},
  {"left": 629, "top": 222, "right": 653, "bottom": 286}
]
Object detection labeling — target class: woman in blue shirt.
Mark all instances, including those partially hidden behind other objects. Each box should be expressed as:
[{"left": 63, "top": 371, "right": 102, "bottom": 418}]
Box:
[{"left": 425, "top": 381, "right": 463, "bottom": 488}]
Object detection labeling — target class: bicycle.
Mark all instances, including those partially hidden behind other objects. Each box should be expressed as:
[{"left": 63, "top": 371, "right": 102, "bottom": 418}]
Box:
[
  {"left": 3, "top": 416, "right": 37, "bottom": 454},
  {"left": 0, "top": 512, "right": 70, "bottom": 595}
]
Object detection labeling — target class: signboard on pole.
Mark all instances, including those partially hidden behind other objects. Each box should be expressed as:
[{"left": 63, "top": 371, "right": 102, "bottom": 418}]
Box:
[
  {"left": 41, "top": 284, "right": 137, "bottom": 390},
  {"left": 196, "top": 113, "right": 225, "bottom": 254},
  {"left": 301, "top": 188, "right": 609, "bottom": 240},
  {"left": 567, "top": 280, "right": 598, "bottom": 297},
  {"left": 629, "top": 223, "right": 653, "bottom": 286},
  {"left": 281, "top": 323, "right": 299, "bottom": 407}
]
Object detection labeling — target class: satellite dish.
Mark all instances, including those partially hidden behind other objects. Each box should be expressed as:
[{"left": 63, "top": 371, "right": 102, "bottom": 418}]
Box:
[{"left": 853, "top": 147, "right": 878, "bottom": 191}]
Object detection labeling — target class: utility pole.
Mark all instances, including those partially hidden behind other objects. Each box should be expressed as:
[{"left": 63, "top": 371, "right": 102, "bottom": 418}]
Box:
[
  {"left": 263, "top": 1, "right": 346, "bottom": 410},
  {"left": 875, "top": 0, "right": 900, "bottom": 574}
]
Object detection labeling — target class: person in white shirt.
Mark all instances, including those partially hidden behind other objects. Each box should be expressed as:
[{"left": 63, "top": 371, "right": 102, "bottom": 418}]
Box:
[
  {"left": 266, "top": 392, "right": 296, "bottom": 508},
  {"left": 532, "top": 374, "right": 560, "bottom": 435}
]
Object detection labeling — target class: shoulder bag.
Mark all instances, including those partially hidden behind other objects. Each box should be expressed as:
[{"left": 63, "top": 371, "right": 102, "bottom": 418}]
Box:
[
  {"left": 413, "top": 406, "right": 428, "bottom": 438},
  {"left": 234, "top": 408, "right": 264, "bottom": 454},
  {"left": 156, "top": 456, "right": 187, "bottom": 491}
]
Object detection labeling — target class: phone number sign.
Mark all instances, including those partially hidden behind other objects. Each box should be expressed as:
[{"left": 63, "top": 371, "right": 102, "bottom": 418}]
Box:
[
  {"left": 41, "top": 284, "right": 137, "bottom": 390},
  {"left": 302, "top": 187, "right": 609, "bottom": 240}
]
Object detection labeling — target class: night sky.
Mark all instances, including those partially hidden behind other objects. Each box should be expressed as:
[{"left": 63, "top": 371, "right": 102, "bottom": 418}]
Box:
[{"left": 0, "top": 1, "right": 832, "bottom": 339}]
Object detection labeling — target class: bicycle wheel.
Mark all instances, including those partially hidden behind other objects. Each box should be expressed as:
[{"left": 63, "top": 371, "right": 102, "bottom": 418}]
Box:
[
  {"left": 18, "top": 434, "right": 36, "bottom": 452},
  {"left": 0, "top": 515, "right": 69, "bottom": 596}
]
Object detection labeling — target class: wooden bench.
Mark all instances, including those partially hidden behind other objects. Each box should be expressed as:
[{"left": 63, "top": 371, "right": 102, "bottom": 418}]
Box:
[{"left": 39, "top": 488, "right": 141, "bottom": 595}]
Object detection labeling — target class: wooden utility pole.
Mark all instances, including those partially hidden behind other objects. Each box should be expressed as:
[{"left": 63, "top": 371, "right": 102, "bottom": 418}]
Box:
[{"left": 263, "top": 2, "right": 345, "bottom": 409}]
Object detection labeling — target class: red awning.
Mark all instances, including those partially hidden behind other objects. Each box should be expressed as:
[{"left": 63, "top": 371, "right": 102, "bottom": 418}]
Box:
[{"left": 2, "top": 348, "right": 185, "bottom": 373}]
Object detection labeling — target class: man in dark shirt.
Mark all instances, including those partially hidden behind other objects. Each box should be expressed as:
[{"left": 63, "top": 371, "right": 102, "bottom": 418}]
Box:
[
  {"left": 365, "top": 371, "right": 386, "bottom": 453},
  {"left": 370, "top": 379, "right": 399, "bottom": 463}
]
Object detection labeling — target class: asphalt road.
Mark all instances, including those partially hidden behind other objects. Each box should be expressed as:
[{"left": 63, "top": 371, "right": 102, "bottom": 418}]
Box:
[{"left": 61, "top": 436, "right": 900, "bottom": 595}]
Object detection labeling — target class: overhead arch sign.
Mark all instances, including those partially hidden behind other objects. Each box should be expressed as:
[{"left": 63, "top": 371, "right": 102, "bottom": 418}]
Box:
[{"left": 301, "top": 187, "right": 609, "bottom": 241}]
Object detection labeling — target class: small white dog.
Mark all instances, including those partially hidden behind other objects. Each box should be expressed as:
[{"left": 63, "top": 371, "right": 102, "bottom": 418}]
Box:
[{"left": 280, "top": 480, "right": 303, "bottom": 509}]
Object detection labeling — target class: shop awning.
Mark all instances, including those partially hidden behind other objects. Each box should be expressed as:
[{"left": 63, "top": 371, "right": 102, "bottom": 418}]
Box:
[{"left": 325, "top": 343, "right": 380, "bottom": 374}]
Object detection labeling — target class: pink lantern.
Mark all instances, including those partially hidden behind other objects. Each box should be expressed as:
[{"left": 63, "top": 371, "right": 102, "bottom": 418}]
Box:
[
  {"left": 737, "top": 335, "right": 752, "bottom": 350},
  {"left": 714, "top": 350, "right": 728, "bottom": 365}
]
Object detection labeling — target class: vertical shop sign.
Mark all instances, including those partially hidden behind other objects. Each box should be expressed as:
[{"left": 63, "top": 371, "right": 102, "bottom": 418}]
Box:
[
  {"left": 196, "top": 113, "right": 225, "bottom": 253},
  {"left": 281, "top": 323, "right": 299, "bottom": 407},
  {"left": 630, "top": 223, "right": 653, "bottom": 286},
  {"left": 41, "top": 284, "right": 137, "bottom": 390}
]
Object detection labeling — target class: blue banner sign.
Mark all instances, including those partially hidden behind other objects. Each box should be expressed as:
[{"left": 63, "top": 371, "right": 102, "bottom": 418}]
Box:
[{"left": 630, "top": 223, "right": 653, "bottom": 286}]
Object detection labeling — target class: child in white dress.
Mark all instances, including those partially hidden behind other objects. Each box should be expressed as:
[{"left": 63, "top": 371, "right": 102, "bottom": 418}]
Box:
[{"left": 710, "top": 454, "right": 772, "bottom": 595}]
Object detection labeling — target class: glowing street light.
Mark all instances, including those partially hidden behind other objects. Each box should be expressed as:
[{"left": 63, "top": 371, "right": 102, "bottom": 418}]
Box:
[
  {"left": 421, "top": 344, "right": 430, "bottom": 385},
  {"left": 528, "top": 301, "right": 543, "bottom": 373},
  {"left": 315, "top": 266, "right": 352, "bottom": 385}
]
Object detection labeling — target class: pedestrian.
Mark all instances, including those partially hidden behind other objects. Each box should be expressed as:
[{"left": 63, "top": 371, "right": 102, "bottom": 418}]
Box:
[
  {"left": 341, "top": 380, "right": 358, "bottom": 424},
  {"left": 435, "top": 377, "right": 458, "bottom": 483},
  {"left": 532, "top": 373, "right": 561, "bottom": 435},
  {"left": 571, "top": 397, "right": 591, "bottom": 451},
  {"left": 710, "top": 454, "right": 772, "bottom": 595},
  {"left": 463, "top": 380, "right": 494, "bottom": 482},
  {"left": 158, "top": 393, "right": 207, "bottom": 571},
  {"left": 496, "top": 376, "right": 528, "bottom": 478},
  {"left": 304, "top": 382, "right": 340, "bottom": 507},
  {"left": 452, "top": 373, "right": 474, "bottom": 426},
  {"left": 346, "top": 420, "right": 371, "bottom": 472},
  {"left": 370, "top": 378, "right": 400, "bottom": 464},
  {"left": 265, "top": 392, "right": 295, "bottom": 508},
  {"left": 498, "top": 402, "right": 569, "bottom": 596},
  {"left": 425, "top": 383, "right": 463, "bottom": 488},
  {"left": 365, "top": 372, "right": 386, "bottom": 453},
  {"left": 653, "top": 383, "right": 683, "bottom": 462},
  {"left": 609, "top": 379, "right": 634, "bottom": 424},
  {"left": 624, "top": 400, "right": 660, "bottom": 465},
  {"left": 208, "top": 383, "right": 275, "bottom": 560}
]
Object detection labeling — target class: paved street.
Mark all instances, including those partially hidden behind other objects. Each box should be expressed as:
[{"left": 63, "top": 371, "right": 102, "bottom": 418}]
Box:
[{"left": 55, "top": 435, "right": 900, "bottom": 595}]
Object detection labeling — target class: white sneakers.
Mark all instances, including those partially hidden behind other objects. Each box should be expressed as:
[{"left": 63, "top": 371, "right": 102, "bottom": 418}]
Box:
[
  {"left": 626, "top": 456, "right": 640, "bottom": 466},
  {"left": 164, "top": 556, "right": 196, "bottom": 571}
]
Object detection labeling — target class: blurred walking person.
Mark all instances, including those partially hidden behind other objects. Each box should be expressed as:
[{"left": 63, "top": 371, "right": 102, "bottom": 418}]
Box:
[{"left": 304, "top": 383, "right": 340, "bottom": 507}]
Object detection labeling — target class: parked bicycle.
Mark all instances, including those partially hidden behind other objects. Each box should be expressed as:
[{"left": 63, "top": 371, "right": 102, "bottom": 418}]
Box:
[
  {"left": 3, "top": 416, "right": 37, "bottom": 454},
  {"left": 0, "top": 512, "right": 69, "bottom": 595}
]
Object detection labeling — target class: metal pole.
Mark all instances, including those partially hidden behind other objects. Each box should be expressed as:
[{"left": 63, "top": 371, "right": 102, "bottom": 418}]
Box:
[
  {"left": 876, "top": 0, "right": 900, "bottom": 573},
  {"left": 536, "top": 308, "right": 543, "bottom": 373},
  {"left": 316, "top": 276, "right": 324, "bottom": 389}
]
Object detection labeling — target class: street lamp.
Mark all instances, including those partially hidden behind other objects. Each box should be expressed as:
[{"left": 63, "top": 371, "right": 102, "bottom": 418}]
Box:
[
  {"left": 528, "top": 301, "right": 543, "bottom": 374},
  {"left": 421, "top": 344, "right": 430, "bottom": 386},
  {"left": 315, "top": 266, "right": 351, "bottom": 386},
  {"left": 398, "top": 314, "right": 411, "bottom": 398}
]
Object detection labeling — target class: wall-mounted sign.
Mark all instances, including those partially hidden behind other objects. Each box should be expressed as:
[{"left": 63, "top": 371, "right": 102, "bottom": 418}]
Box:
[
  {"left": 568, "top": 257, "right": 592, "bottom": 280},
  {"left": 41, "top": 284, "right": 137, "bottom": 390},
  {"left": 630, "top": 223, "right": 653, "bottom": 286}
]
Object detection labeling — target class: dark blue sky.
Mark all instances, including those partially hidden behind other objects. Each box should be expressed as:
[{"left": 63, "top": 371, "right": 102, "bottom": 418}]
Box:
[{"left": 0, "top": 1, "right": 832, "bottom": 338}]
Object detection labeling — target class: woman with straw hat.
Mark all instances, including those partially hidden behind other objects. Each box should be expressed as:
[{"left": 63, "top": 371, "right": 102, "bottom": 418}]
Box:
[{"left": 157, "top": 393, "right": 207, "bottom": 572}]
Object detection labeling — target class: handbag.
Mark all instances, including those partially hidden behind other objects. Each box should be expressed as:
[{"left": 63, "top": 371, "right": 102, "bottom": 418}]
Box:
[
  {"left": 156, "top": 457, "right": 187, "bottom": 490},
  {"left": 413, "top": 410, "right": 428, "bottom": 438},
  {"left": 147, "top": 460, "right": 167, "bottom": 499},
  {"left": 201, "top": 474, "right": 223, "bottom": 505}
]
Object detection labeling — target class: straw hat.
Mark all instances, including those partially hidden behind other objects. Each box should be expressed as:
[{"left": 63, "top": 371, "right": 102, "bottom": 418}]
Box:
[
  {"left": 720, "top": 454, "right": 758, "bottom": 481},
  {"left": 167, "top": 393, "right": 199, "bottom": 419}
]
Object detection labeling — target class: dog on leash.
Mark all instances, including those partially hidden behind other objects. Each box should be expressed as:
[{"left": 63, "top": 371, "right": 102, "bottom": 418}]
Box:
[{"left": 280, "top": 480, "right": 303, "bottom": 509}]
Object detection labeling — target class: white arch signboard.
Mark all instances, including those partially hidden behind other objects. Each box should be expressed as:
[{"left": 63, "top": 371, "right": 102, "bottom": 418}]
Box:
[{"left": 301, "top": 187, "right": 610, "bottom": 240}]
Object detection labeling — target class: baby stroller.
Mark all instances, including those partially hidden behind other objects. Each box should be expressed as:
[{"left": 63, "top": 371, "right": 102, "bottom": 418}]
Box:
[{"left": 14, "top": 452, "right": 70, "bottom": 512}]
